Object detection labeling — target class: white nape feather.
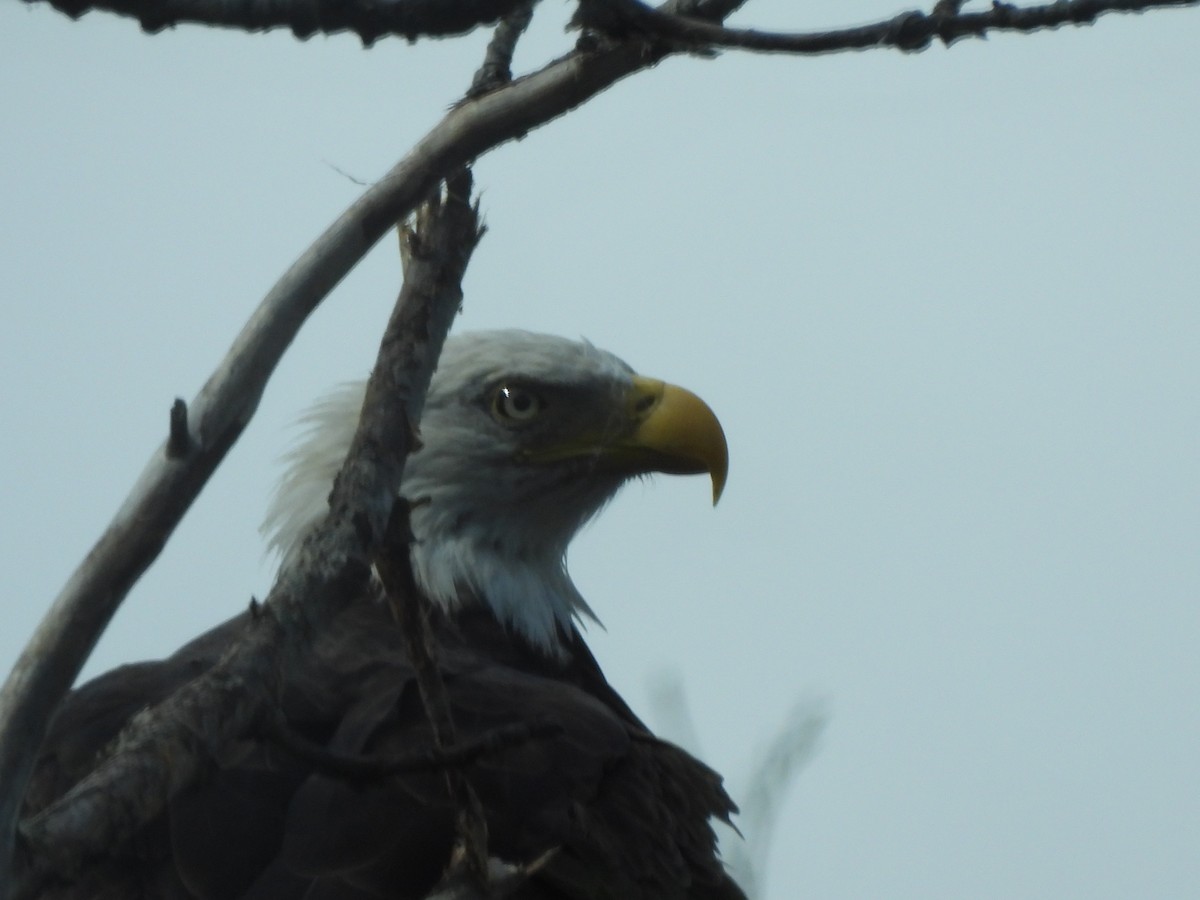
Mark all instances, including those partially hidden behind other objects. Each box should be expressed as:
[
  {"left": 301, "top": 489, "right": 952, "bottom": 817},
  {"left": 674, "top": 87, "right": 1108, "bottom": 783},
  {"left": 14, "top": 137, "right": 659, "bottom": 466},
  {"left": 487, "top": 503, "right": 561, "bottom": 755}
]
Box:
[
  {"left": 261, "top": 382, "right": 367, "bottom": 565},
  {"left": 261, "top": 330, "right": 636, "bottom": 657}
]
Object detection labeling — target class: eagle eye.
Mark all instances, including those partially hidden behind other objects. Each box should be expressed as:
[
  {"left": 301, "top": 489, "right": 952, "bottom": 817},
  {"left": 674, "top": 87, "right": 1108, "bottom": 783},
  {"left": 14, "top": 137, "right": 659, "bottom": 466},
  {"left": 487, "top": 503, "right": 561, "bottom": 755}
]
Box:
[{"left": 492, "top": 385, "right": 545, "bottom": 423}]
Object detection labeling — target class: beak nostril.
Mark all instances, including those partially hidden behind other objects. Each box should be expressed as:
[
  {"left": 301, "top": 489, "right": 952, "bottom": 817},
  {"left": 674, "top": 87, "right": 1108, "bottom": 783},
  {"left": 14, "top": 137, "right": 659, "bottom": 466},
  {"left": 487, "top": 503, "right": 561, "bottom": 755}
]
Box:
[{"left": 634, "top": 394, "right": 657, "bottom": 414}]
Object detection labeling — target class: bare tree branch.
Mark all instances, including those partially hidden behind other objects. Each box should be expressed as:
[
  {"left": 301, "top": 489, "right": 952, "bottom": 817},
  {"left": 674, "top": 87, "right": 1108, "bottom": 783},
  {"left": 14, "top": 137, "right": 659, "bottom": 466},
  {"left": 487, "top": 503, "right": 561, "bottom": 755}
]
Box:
[
  {"left": 22, "top": 0, "right": 535, "bottom": 44},
  {"left": 371, "top": 333, "right": 498, "bottom": 885},
  {"left": 381, "top": 539, "right": 495, "bottom": 886},
  {"left": 263, "top": 709, "right": 561, "bottom": 784},
  {"left": 727, "top": 701, "right": 826, "bottom": 899},
  {"left": 375, "top": 192, "right": 495, "bottom": 886},
  {"left": 591, "top": 0, "right": 1200, "bottom": 55},
  {"left": 12, "top": 176, "right": 483, "bottom": 899}
]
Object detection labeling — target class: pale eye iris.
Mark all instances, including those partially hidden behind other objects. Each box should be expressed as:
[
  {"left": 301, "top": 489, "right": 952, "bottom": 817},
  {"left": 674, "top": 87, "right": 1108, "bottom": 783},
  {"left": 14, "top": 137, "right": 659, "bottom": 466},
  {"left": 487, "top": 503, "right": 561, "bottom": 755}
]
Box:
[{"left": 493, "top": 386, "right": 544, "bottom": 422}]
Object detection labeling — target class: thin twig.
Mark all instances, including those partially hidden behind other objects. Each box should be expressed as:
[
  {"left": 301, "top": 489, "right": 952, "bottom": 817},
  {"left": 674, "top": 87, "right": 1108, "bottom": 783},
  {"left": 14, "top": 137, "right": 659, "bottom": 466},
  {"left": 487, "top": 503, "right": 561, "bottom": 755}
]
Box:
[
  {"left": 593, "top": 0, "right": 1199, "bottom": 55},
  {"left": 165, "top": 398, "right": 191, "bottom": 459},
  {"left": 323, "top": 159, "right": 372, "bottom": 187},
  {"left": 263, "top": 713, "right": 562, "bottom": 784},
  {"left": 375, "top": 432, "right": 493, "bottom": 888},
  {"left": 469, "top": 1, "right": 536, "bottom": 96}
]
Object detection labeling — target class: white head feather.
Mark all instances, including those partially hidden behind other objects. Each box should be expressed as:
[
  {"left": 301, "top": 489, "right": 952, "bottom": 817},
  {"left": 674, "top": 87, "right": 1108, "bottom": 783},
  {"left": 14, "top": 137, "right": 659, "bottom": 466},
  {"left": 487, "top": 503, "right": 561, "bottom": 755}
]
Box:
[{"left": 262, "top": 330, "right": 638, "bottom": 655}]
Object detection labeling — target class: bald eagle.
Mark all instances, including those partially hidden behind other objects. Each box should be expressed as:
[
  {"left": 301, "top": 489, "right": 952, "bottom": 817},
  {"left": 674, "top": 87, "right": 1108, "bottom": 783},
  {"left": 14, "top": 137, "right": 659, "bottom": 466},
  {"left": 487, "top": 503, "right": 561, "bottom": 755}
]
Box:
[{"left": 28, "top": 330, "right": 746, "bottom": 900}]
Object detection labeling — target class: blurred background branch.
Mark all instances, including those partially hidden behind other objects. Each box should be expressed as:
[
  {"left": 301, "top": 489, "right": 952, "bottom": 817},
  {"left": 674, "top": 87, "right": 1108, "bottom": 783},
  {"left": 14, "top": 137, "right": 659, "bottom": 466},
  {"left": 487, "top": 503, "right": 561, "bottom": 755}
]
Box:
[{"left": 649, "top": 671, "right": 828, "bottom": 898}]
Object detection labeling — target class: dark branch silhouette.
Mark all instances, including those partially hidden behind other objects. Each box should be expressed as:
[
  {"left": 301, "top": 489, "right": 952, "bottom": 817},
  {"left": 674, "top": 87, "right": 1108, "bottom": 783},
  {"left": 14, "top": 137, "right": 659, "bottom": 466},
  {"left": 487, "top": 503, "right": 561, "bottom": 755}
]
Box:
[
  {"left": 262, "top": 712, "right": 562, "bottom": 785},
  {"left": 22, "top": 0, "right": 534, "bottom": 43},
  {"left": 586, "top": 0, "right": 1200, "bottom": 55},
  {"left": 378, "top": 494, "right": 494, "bottom": 886},
  {"left": 30, "top": 0, "right": 1194, "bottom": 46}
]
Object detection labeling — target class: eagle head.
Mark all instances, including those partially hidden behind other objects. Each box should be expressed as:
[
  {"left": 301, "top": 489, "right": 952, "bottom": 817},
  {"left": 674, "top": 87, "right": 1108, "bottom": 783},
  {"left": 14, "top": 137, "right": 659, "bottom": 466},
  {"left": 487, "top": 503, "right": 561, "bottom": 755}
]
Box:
[{"left": 263, "top": 330, "right": 727, "bottom": 656}]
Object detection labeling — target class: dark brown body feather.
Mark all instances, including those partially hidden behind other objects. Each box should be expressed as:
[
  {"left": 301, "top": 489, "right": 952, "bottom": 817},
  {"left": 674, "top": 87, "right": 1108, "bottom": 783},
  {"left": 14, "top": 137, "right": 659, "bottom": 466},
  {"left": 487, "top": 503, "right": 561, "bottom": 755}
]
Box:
[{"left": 27, "top": 601, "right": 745, "bottom": 900}]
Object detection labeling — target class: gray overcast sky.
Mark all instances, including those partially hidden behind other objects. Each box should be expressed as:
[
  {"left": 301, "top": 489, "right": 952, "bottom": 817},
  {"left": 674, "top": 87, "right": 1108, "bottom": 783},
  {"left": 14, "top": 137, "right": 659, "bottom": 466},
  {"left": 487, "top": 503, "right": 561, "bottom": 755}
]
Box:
[{"left": 2, "top": 2, "right": 1198, "bottom": 897}]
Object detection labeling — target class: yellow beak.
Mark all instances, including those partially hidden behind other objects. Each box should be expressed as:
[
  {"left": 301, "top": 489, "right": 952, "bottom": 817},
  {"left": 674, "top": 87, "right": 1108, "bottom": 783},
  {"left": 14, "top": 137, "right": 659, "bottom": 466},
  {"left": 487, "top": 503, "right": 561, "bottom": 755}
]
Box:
[{"left": 612, "top": 376, "right": 729, "bottom": 504}]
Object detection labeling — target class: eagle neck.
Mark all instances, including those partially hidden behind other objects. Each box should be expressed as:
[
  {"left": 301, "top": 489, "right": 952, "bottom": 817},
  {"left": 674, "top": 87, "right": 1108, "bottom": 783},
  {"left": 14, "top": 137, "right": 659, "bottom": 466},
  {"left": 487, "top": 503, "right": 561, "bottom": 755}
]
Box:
[{"left": 407, "top": 523, "right": 595, "bottom": 660}]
